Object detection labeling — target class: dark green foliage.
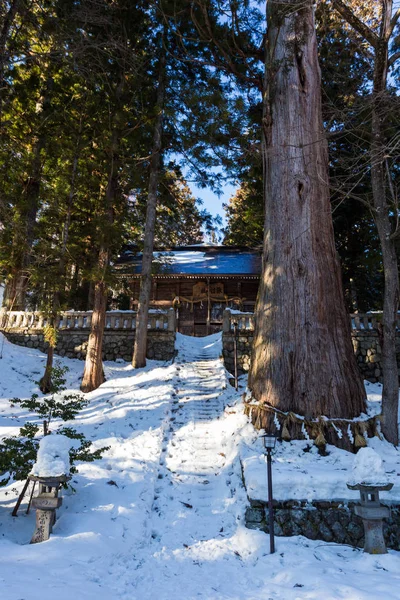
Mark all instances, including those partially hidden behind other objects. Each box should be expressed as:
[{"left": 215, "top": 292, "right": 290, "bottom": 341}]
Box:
[
  {"left": 0, "top": 364, "right": 108, "bottom": 486},
  {"left": 0, "top": 436, "right": 39, "bottom": 486},
  {"left": 58, "top": 427, "right": 109, "bottom": 473},
  {"left": 221, "top": 1, "right": 400, "bottom": 311},
  {"left": 0, "top": 0, "right": 232, "bottom": 311}
]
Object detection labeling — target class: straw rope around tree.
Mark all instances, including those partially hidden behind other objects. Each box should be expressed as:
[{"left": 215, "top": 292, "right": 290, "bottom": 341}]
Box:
[
  {"left": 175, "top": 295, "right": 244, "bottom": 312},
  {"left": 243, "top": 395, "right": 381, "bottom": 453}
]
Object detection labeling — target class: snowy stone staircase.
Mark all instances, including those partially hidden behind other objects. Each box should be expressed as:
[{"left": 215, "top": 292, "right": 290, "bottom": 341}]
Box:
[{"left": 150, "top": 333, "right": 236, "bottom": 546}]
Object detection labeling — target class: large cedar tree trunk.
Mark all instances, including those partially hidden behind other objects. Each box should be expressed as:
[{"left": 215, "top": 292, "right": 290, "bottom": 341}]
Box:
[
  {"left": 248, "top": 0, "right": 366, "bottom": 419},
  {"left": 80, "top": 251, "right": 108, "bottom": 393},
  {"left": 132, "top": 40, "right": 166, "bottom": 369}
]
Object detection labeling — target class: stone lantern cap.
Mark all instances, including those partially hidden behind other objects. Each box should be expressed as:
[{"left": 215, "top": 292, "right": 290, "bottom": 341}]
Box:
[
  {"left": 347, "top": 482, "right": 393, "bottom": 492},
  {"left": 347, "top": 447, "right": 392, "bottom": 490},
  {"left": 29, "top": 473, "right": 70, "bottom": 486}
]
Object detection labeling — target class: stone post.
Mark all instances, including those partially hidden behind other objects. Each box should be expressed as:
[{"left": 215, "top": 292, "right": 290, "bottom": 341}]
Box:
[{"left": 0, "top": 306, "right": 8, "bottom": 329}]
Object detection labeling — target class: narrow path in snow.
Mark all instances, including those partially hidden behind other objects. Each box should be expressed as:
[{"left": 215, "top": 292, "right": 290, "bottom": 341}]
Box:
[{"left": 150, "top": 333, "right": 237, "bottom": 548}]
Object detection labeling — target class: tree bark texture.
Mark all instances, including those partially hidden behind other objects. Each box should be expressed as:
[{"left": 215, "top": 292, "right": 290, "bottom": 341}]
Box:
[
  {"left": 248, "top": 0, "right": 366, "bottom": 419},
  {"left": 80, "top": 251, "right": 108, "bottom": 393},
  {"left": 39, "top": 344, "right": 54, "bottom": 394},
  {"left": 132, "top": 39, "right": 166, "bottom": 369}
]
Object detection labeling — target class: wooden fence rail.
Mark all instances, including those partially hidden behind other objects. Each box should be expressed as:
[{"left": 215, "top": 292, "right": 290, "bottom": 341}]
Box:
[{"left": 222, "top": 309, "right": 392, "bottom": 333}]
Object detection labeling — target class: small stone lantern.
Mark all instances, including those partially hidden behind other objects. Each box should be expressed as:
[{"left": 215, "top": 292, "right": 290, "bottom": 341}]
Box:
[
  {"left": 347, "top": 482, "right": 393, "bottom": 554},
  {"left": 29, "top": 434, "right": 72, "bottom": 544},
  {"left": 30, "top": 474, "right": 69, "bottom": 544},
  {"left": 347, "top": 446, "right": 393, "bottom": 554}
]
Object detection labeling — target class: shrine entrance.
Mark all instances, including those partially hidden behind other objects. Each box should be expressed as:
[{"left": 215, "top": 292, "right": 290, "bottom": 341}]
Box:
[
  {"left": 177, "top": 281, "right": 237, "bottom": 336},
  {"left": 116, "top": 245, "right": 262, "bottom": 336}
]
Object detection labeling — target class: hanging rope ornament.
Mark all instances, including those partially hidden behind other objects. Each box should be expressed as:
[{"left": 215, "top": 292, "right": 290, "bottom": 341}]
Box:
[
  {"left": 354, "top": 422, "right": 367, "bottom": 448},
  {"left": 243, "top": 398, "right": 381, "bottom": 453},
  {"left": 281, "top": 418, "right": 291, "bottom": 441},
  {"left": 314, "top": 418, "right": 327, "bottom": 448}
]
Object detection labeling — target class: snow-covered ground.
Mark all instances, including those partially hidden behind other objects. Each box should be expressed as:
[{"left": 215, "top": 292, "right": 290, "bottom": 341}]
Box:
[
  {"left": 241, "top": 379, "right": 400, "bottom": 504},
  {"left": 0, "top": 332, "right": 400, "bottom": 599}
]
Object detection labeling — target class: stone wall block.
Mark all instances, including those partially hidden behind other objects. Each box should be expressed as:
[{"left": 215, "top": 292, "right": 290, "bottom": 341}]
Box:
[
  {"left": 3, "top": 328, "right": 175, "bottom": 362},
  {"left": 244, "top": 498, "right": 400, "bottom": 549}
]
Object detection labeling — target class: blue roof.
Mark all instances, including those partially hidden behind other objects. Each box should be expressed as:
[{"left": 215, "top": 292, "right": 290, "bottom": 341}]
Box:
[{"left": 116, "top": 246, "right": 262, "bottom": 276}]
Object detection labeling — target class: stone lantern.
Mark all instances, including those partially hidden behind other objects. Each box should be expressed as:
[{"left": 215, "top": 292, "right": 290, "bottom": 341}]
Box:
[
  {"left": 347, "top": 482, "right": 393, "bottom": 554},
  {"left": 347, "top": 446, "right": 393, "bottom": 554},
  {"left": 29, "top": 434, "right": 72, "bottom": 543},
  {"left": 30, "top": 474, "right": 70, "bottom": 544}
]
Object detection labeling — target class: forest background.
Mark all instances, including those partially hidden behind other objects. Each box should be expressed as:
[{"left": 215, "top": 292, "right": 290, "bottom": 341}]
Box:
[{"left": 0, "top": 0, "right": 398, "bottom": 315}]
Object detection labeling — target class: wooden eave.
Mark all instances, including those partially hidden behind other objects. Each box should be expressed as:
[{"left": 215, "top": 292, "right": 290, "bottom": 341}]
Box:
[{"left": 116, "top": 273, "right": 260, "bottom": 281}]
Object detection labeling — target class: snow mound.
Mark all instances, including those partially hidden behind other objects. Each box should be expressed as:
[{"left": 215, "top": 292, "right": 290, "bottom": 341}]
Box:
[
  {"left": 31, "top": 435, "right": 72, "bottom": 477},
  {"left": 347, "top": 447, "right": 389, "bottom": 487}
]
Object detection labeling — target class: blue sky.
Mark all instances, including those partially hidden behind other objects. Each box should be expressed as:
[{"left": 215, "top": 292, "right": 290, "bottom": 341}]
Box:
[{"left": 190, "top": 181, "right": 237, "bottom": 227}]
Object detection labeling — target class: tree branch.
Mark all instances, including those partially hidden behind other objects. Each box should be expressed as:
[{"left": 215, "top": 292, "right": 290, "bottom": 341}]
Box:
[
  {"left": 389, "top": 8, "right": 400, "bottom": 39},
  {"left": 389, "top": 50, "right": 400, "bottom": 67},
  {"left": 331, "top": 0, "right": 379, "bottom": 48}
]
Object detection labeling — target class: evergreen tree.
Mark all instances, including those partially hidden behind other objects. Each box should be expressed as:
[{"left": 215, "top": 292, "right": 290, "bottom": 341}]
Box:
[{"left": 330, "top": 0, "right": 400, "bottom": 443}]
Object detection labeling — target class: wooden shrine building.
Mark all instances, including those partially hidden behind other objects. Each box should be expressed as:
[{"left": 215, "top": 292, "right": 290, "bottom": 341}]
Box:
[{"left": 115, "top": 245, "right": 261, "bottom": 336}]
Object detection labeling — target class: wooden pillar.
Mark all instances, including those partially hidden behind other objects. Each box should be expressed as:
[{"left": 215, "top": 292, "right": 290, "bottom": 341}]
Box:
[
  {"left": 129, "top": 280, "right": 134, "bottom": 310},
  {"left": 207, "top": 277, "right": 211, "bottom": 335},
  {"left": 192, "top": 279, "right": 195, "bottom": 337},
  {"left": 177, "top": 281, "right": 181, "bottom": 333},
  {"left": 237, "top": 280, "right": 242, "bottom": 308}
]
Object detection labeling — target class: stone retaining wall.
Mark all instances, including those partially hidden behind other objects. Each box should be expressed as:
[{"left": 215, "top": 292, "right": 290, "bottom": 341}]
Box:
[
  {"left": 245, "top": 498, "right": 400, "bottom": 550},
  {"left": 4, "top": 329, "right": 176, "bottom": 362},
  {"left": 223, "top": 330, "right": 400, "bottom": 383}
]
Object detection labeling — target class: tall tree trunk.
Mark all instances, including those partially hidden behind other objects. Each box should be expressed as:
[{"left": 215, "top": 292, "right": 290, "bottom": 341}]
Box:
[
  {"left": 132, "top": 38, "right": 166, "bottom": 369},
  {"left": 39, "top": 343, "right": 55, "bottom": 394},
  {"left": 80, "top": 247, "right": 108, "bottom": 393},
  {"left": 59, "top": 129, "right": 82, "bottom": 298},
  {"left": 248, "top": 0, "right": 366, "bottom": 420},
  {"left": 3, "top": 269, "right": 26, "bottom": 310},
  {"left": 331, "top": 0, "right": 399, "bottom": 444},
  {"left": 81, "top": 89, "right": 122, "bottom": 392},
  {"left": 370, "top": 4, "right": 399, "bottom": 445}
]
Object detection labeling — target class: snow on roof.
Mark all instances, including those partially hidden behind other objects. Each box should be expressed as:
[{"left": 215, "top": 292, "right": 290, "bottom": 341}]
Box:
[{"left": 116, "top": 246, "right": 262, "bottom": 276}]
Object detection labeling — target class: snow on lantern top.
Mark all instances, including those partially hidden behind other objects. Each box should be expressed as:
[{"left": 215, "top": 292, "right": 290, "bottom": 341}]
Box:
[
  {"left": 347, "top": 447, "right": 389, "bottom": 488},
  {"left": 31, "top": 435, "right": 72, "bottom": 478}
]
